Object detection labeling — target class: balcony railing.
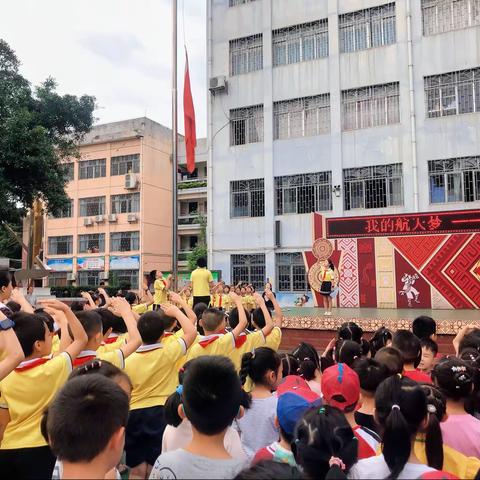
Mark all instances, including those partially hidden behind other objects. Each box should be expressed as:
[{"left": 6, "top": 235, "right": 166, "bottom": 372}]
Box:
[
  {"left": 178, "top": 251, "right": 192, "bottom": 262},
  {"left": 178, "top": 214, "right": 205, "bottom": 226},
  {"left": 178, "top": 177, "right": 207, "bottom": 190}
]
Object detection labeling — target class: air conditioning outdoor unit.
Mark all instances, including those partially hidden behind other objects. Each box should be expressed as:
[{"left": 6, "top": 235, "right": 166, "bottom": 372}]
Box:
[
  {"left": 209, "top": 76, "right": 228, "bottom": 94},
  {"left": 108, "top": 214, "right": 118, "bottom": 223},
  {"left": 99, "top": 272, "right": 109, "bottom": 280},
  {"left": 125, "top": 173, "right": 138, "bottom": 189},
  {"left": 66, "top": 273, "right": 76, "bottom": 281},
  {"left": 84, "top": 218, "right": 93, "bottom": 226},
  {"left": 95, "top": 215, "right": 105, "bottom": 223},
  {"left": 127, "top": 213, "right": 139, "bottom": 223}
]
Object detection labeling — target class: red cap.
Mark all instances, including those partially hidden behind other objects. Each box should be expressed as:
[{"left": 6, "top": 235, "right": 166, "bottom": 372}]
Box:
[
  {"left": 277, "top": 375, "right": 320, "bottom": 403},
  {"left": 321, "top": 363, "right": 360, "bottom": 411}
]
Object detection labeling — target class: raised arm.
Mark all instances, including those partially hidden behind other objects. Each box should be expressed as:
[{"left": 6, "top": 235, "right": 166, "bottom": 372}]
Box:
[
  {"left": 97, "top": 288, "right": 111, "bottom": 308},
  {"left": 109, "top": 297, "right": 142, "bottom": 359},
  {"left": 161, "top": 304, "right": 197, "bottom": 348},
  {"left": 164, "top": 274, "right": 173, "bottom": 290},
  {"left": 229, "top": 292, "right": 248, "bottom": 339},
  {"left": 42, "top": 307, "right": 72, "bottom": 354},
  {"left": 38, "top": 299, "right": 88, "bottom": 360},
  {"left": 9, "top": 289, "right": 34, "bottom": 314},
  {"left": 168, "top": 292, "right": 196, "bottom": 326},
  {"left": 0, "top": 311, "right": 24, "bottom": 380},
  {"left": 254, "top": 292, "right": 274, "bottom": 338},
  {"left": 453, "top": 324, "right": 479, "bottom": 356},
  {"left": 80, "top": 291, "right": 96, "bottom": 309},
  {"left": 266, "top": 288, "right": 282, "bottom": 328}
]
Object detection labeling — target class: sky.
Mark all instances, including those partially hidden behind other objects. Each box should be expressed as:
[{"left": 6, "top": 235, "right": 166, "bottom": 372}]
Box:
[{"left": 0, "top": 0, "right": 207, "bottom": 136}]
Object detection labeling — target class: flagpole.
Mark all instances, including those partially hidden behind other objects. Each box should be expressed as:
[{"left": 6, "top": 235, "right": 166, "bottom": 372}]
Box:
[{"left": 171, "top": 0, "right": 178, "bottom": 291}]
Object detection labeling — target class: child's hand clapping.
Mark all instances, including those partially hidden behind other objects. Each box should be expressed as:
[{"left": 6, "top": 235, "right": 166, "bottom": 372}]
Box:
[
  {"left": 253, "top": 292, "right": 265, "bottom": 306},
  {"left": 160, "top": 303, "right": 180, "bottom": 317}
]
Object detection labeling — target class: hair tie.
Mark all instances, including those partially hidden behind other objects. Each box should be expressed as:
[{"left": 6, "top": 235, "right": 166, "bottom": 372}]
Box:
[
  {"left": 329, "top": 457, "right": 346, "bottom": 471},
  {"left": 391, "top": 404, "right": 401, "bottom": 411},
  {"left": 427, "top": 404, "right": 437, "bottom": 414},
  {"left": 303, "top": 357, "right": 311, "bottom": 362},
  {"left": 176, "top": 385, "right": 183, "bottom": 395},
  {"left": 318, "top": 407, "right": 326, "bottom": 415}
]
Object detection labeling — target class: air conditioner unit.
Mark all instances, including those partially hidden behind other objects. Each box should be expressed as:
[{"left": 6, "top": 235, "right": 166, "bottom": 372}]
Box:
[
  {"left": 108, "top": 214, "right": 118, "bottom": 223},
  {"left": 84, "top": 217, "right": 93, "bottom": 226},
  {"left": 66, "top": 273, "right": 76, "bottom": 281},
  {"left": 209, "top": 76, "right": 228, "bottom": 94},
  {"left": 94, "top": 215, "right": 105, "bottom": 223},
  {"left": 125, "top": 173, "right": 138, "bottom": 189},
  {"left": 99, "top": 272, "right": 109, "bottom": 280},
  {"left": 127, "top": 213, "right": 139, "bottom": 223},
  {"left": 275, "top": 220, "right": 281, "bottom": 248}
]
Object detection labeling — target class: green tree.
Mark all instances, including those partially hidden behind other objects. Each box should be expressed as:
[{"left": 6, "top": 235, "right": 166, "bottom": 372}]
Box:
[
  {"left": 0, "top": 213, "right": 22, "bottom": 259},
  {"left": 186, "top": 212, "right": 207, "bottom": 271},
  {"left": 0, "top": 39, "right": 96, "bottom": 224}
]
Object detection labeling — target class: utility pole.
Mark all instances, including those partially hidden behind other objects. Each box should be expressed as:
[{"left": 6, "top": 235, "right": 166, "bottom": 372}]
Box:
[{"left": 171, "top": 0, "right": 178, "bottom": 291}]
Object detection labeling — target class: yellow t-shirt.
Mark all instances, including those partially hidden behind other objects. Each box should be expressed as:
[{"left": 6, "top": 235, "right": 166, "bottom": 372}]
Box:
[
  {"left": 125, "top": 339, "right": 187, "bottom": 410},
  {"left": 0, "top": 352, "right": 72, "bottom": 449},
  {"left": 265, "top": 326, "right": 282, "bottom": 350},
  {"left": 154, "top": 279, "right": 168, "bottom": 305},
  {"left": 161, "top": 330, "right": 199, "bottom": 371},
  {"left": 98, "top": 349, "right": 125, "bottom": 369},
  {"left": 186, "top": 332, "right": 235, "bottom": 362},
  {"left": 97, "top": 334, "right": 128, "bottom": 354},
  {"left": 190, "top": 268, "right": 213, "bottom": 297},
  {"left": 132, "top": 303, "right": 149, "bottom": 315},
  {"left": 229, "top": 331, "right": 266, "bottom": 371},
  {"left": 241, "top": 295, "right": 256, "bottom": 312},
  {"left": 321, "top": 268, "right": 334, "bottom": 282},
  {"left": 51, "top": 334, "right": 61, "bottom": 354}
]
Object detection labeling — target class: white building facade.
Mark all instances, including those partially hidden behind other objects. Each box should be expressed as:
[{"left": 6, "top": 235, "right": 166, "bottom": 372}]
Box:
[{"left": 207, "top": 0, "right": 480, "bottom": 295}]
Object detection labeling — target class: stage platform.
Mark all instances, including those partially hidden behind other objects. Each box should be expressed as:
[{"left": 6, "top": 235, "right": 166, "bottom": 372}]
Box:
[{"left": 279, "top": 307, "right": 478, "bottom": 354}]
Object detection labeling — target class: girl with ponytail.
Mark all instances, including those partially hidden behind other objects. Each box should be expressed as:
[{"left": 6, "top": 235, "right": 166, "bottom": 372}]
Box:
[
  {"left": 349, "top": 375, "right": 441, "bottom": 479},
  {"left": 291, "top": 342, "right": 322, "bottom": 396},
  {"left": 432, "top": 356, "right": 480, "bottom": 458},
  {"left": 237, "top": 347, "right": 282, "bottom": 459}
]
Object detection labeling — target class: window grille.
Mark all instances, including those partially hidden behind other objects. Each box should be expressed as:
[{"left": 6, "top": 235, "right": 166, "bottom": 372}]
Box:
[
  {"left": 62, "top": 163, "right": 74, "bottom": 181},
  {"left": 48, "top": 273, "right": 68, "bottom": 287},
  {"left": 111, "top": 154, "right": 140, "bottom": 176},
  {"left": 422, "top": 0, "right": 480, "bottom": 35},
  {"left": 274, "top": 95, "right": 330, "bottom": 140},
  {"left": 343, "top": 164, "right": 404, "bottom": 210},
  {"left": 339, "top": 3, "right": 396, "bottom": 53},
  {"left": 275, "top": 172, "right": 332, "bottom": 214},
  {"left": 78, "top": 159, "right": 106, "bottom": 180},
  {"left": 276, "top": 253, "right": 308, "bottom": 292},
  {"left": 111, "top": 193, "right": 140, "bottom": 214},
  {"left": 230, "top": 34, "right": 263, "bottom": 76},
  {"left": 342, "top": 82, "right": 400, "bottom": 131},
  {"left": 51, "top": 199, "right": 73, "bottom": 219},
  {"left": 110, "top": 231, "right": 140, "bottom": 252},
  {"left": 230, "top": 105, "right": 264, "bottom": 146},
  {"left": 229, "top": 0, "right": 257, "bottom": 5},
  {"left": 428, "top": 157, "right": 480, "bottom": 203},
  {"left": 111, "top": 270, "right": 139, "bottom": 289},
  {"left": 231, "top": 254, "right": 266, "bottom": 290},
  {"left": 77, "top": 271, "right": 102, "bottom": 287},
  {"left": 48, "top": 236, "right": 73, "bottom": 255},
  {"left": 78, "top": 234, "right": 105, "bottom": 254},
  {"left": 79, "top": 197, "right": 106, "bottom": 217},
  {"left": 425, "top": 68, "right": 480, "bottom": 118},
  {"left": 230, "top": 179, "right": 265, "bottom": 218},
  {"left": 273, "top": 20, "right": 328, "bottom": 66}
]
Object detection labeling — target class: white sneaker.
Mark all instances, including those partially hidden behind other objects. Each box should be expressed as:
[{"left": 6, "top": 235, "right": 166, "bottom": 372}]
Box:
[{"left": 325, "top": 311, "right": 332, "bottom": 316}]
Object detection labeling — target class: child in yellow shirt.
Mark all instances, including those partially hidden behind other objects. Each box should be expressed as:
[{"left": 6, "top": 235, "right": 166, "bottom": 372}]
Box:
[{"left": 151, "top": 270, "right": 172, "bottom": 308}]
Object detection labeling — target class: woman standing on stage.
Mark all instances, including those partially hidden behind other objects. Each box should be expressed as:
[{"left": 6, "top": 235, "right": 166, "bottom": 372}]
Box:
[{"left": 320, "top": 259, "right": 336, "bottom": 316}]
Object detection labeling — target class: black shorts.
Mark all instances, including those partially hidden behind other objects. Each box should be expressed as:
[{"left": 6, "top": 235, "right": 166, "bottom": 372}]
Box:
[
  {"left": 193, "top": 296, "right": 211, "bottom": 307},
  {"left": 320, "top": 281, "right": 332, "bottom": 296},
  {"left": 125, "top": 405, "right": 166, "bottom": 468},
  {"left": 0, "top": 445, "right": 55, "bottom": 479}
]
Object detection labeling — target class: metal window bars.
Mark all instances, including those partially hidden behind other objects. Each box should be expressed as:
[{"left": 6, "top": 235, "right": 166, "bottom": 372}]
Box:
[
  {"left": 276, "top": 253, "right": 308, "bottom": 292},
  {"left": 79, "top": 197, "right": 106, "bottom": 217},
  {"left": 230, "top": 105, "right": 264, "bottom": 146},
  {"left": 78, "top": 234, "right": 105, "bottom": 254},
  {"left": 230, "top": 34, "right": 263, "bottom": 76},
  {"left": 231, "top": 254, "right": 266, "bottom": 290},
  {"left": 48, "top": 236, "right": 73, "bottom": 255},
  {"left": 110, "top": 232, "right": 140, "bottom": 252},
  {"left": 78, "top": 159, "right": 106, "bottom": 180},
  {"left": 111, "top": 193, "right": 140, "bottom": 214},
  {"left": 230, "top": 178, "right": 265, "bottom": 218},
  {"left": 422, "top": 0, "right": 480, "bottom": 35},
  {"left": 111, "top": 154, "right": 140, "bottom": 176}
]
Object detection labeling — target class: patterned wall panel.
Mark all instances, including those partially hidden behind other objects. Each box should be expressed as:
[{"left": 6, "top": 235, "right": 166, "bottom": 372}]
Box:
[
  {"left": 337, "top": 239, "right": 359, "bottom": 307},
  {"left": 375, "top": 237, "right": 396, "bottom": 308},
  {"left": 357, "top": 238, "right": 377, "bottom": 307}
]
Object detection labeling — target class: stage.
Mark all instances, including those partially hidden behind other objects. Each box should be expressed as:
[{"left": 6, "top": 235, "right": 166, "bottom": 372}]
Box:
[{"left": 279, "top": 307, "right": 478, "bottom": 354}]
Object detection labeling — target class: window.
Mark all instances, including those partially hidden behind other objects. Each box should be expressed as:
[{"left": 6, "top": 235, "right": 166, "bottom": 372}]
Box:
[
  {"left": 339, "top": 3, "right": 396, "bottom": 53},
  {"left": 343, "top": 164, "right": 404, "bottom": 210},
  {"left": 425, "top": 68, "right": 480, "bottom": 118},
  {"left": 48, "top": 236, "right": 73, "bottom": 255},
  {"left": 273, "top": 20, "right": 328, "bottom": 66},
  {"left": 51, "top": 199, "right": 73, "bottom": 219},
  {"left": 78, "top": 234, "right": 105, "bottom": 254},
  {"left": 275, "top": 172, "right": 332, "bottom": 214},
  {"left": 111, "top": 193, "right": 140, "bottom": 214},
  {"left": 231, "top": 254, "right": 266, "bottom": 290},
  {"left": 230, "top": 34, "right": 263, "bottom": 76},
  {"left": 428, "top": 157, "right": 480, "bottom": 203},
  {"left": 79, "top": 159, "right": 106, "bottom": 180},
  {"left": 111, "top": 154, "right": 140, "bottom": 176},
  {"left": 230, "top": 105, "right": 264, "bottom": 146},
  {"left": 111, "top": 270, "right": 139, "bottom": 289},
  {"left": 276, "top": 253, "right": 308, "bottom": 292},
  {"left": 229, "top": 0, "right": 257, "bottom": 5},
  {"left": 422, "top": 0, "right": 480, "bottom": 35},
  {"left": 342, "top": 82, "right": 400, "bottom": 131},
  {"left": 62, "top": 162, "right": 74, "bottom": 181},
  {"left": 230, "top": 179, "right": 265, "bottom": 218},
  {"left": 77, "top": 271, "right": 102, "bottom": 287},
  {"left": 274, "top": 95, "right": 330, "bottom": 140},
  {"left": 48, "top": 272, "right": 68, "bottom": 287},
  {"left": 110, "top": 231, "right": 140, "bottom": 252},
  {"left": 79, "top": 197, "right": 106, "bottom": 217}
]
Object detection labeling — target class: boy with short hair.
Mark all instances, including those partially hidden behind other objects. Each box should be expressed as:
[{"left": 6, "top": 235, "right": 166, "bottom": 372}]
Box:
[
  {"left": 392, "top": 329, "right": 432, "bottom": 383},
  {"left": 0, "top": 271, "right": 13, "bottom": 316},
  {"left": 46, "top": 374, "right": 129, "bottom": 479},
  {"left": 321, "top": 363, "right": 380, "bottom": 459},
  {"left": 0, "top": 299, "right": 87, "bottom": 479},
  {"left": 251, "top": 289, "right": 283, "bottom": 351},
  {"left": 149, "top": 356, "right": 248, "bottom": 479},
  {"left": 419, "top": 338, "right": 438, "bottom": 373},
  {"left": 186, "top": 292, "right": 248, "bottom": 362},
  {"left": 374, "top": 346, "right": 404, "bottom": 376},
  {"left": 412, "top": 315, "right": 437, "bottom": 341},
  {"left": 124, "top": 304, "right": 197, "bottom": 479}
]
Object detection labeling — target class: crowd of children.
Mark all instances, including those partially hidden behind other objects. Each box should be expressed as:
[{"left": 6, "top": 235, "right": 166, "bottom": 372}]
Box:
[{"left": 0, "top": 266, "right": 480, "bottom": 479}]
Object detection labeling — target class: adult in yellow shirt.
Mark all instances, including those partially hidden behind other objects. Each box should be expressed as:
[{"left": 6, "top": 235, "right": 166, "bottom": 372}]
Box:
[{"left": 189, "top": 257, "right": 213, "bottom": 307}]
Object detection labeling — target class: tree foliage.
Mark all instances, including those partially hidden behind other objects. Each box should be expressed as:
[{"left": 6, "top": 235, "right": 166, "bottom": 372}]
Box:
[
  {"left": 0, "top": 39, "right": 96, "bottom": 224},
  {"left": 186, "top": 212, "right": 208, "bottom": 272}
]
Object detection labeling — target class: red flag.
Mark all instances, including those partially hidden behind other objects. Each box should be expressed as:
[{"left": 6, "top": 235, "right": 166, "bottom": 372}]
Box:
[{"left": 183, "top": 51, "right": 196, "bottom": 174}]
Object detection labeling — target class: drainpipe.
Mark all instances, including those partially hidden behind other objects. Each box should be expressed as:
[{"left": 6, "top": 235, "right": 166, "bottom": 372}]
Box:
[
  {"left": 207, "top": 0, "right": 214, "bottom": 269},
  {"left": 406, "top": 0, "right": 419, "bottom": 212}
]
